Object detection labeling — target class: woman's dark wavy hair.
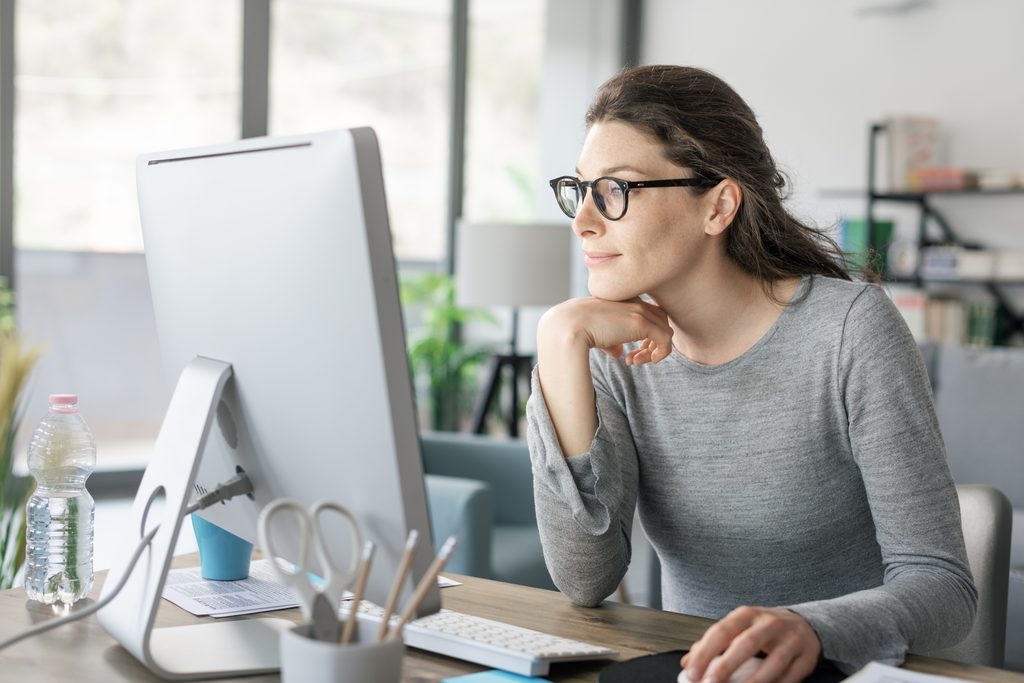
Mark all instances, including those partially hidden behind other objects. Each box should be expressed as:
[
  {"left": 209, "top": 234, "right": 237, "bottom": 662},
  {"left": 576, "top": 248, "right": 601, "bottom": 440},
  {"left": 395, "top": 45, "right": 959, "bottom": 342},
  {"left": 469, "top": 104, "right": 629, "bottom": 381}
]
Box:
[{"left": 586, "top": 65, "right": 869, "bottom": 299}]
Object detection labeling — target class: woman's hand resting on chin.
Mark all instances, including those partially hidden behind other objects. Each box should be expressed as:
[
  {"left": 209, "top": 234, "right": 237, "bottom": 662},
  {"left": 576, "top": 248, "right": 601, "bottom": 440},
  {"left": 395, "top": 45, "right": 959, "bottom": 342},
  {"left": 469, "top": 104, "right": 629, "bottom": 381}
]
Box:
[
  {"left": 539, "top": 296, "right": 674, "bottom": 366},
  {"left": 535, "top": 296, "right": 674, "bottom": 456}
]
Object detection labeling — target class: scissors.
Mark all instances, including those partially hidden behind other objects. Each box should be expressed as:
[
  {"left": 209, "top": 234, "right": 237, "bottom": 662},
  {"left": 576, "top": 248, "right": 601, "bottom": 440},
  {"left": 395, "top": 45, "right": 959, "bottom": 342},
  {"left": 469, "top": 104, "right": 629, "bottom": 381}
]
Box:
[{"left": 257, "top": 498, "right": 364, "bottom": 642}]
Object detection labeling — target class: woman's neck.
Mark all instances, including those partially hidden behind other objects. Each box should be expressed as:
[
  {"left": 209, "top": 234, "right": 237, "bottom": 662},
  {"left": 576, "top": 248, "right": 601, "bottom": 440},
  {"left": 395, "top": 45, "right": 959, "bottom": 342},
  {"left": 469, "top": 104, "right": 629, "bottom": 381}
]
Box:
[{"left": 650, "top": 260, "right": 801, "bottom": 366}]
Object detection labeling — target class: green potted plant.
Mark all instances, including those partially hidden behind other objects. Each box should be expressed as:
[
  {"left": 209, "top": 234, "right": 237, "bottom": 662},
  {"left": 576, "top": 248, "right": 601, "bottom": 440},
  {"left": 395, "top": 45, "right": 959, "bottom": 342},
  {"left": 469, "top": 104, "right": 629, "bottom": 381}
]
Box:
[
  {"left": 400, "top": 271, "right": 495, "bottom": 432},
  {"left": 0, "top": 279, "right": 43, "bottom": 590}
]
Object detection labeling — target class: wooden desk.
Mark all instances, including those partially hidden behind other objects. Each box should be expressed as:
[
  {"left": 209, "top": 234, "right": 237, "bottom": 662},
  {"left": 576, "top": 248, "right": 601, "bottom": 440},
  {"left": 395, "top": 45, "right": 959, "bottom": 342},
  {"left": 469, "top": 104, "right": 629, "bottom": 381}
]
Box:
[{"left": 1, "top": 555, "right": 1022, "bottom": 683}]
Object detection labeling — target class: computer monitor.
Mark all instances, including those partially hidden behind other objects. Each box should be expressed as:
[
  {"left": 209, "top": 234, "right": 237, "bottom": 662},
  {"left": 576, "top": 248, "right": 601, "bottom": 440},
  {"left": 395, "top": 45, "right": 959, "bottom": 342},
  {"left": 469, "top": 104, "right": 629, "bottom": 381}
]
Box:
[{"left": 97, "top": 128, "right": 438, "bottom": 679}]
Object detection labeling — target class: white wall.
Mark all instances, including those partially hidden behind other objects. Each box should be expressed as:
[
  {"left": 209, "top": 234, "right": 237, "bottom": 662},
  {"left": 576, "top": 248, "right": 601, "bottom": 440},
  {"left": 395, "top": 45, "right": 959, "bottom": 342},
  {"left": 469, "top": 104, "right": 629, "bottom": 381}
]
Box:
[{"left": 641, "top": 0, "right": 1024, "bottom": 257}]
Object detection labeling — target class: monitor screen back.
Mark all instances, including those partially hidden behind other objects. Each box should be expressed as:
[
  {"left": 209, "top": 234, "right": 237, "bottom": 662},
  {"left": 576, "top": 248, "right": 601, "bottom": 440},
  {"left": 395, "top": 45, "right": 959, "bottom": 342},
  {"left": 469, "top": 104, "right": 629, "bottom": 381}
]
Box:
[{"left": 137, "top": 128, "right": 437, "bottom": 612}]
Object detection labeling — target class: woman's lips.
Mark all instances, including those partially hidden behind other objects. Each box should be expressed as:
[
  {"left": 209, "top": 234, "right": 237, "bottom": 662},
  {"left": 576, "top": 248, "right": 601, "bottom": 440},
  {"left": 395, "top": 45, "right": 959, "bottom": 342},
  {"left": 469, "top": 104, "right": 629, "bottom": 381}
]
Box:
[{"left": 584, "top": 252, "right": 620, "bottom": 266}]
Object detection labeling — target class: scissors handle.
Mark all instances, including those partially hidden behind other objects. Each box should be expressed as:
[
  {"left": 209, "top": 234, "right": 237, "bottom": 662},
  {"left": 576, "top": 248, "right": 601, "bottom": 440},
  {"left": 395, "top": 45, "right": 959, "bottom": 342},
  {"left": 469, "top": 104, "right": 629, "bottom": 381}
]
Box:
[
  {"left": 257, "top": 498, "right": 365, "bottom": 616},
  {"left": 257, "top": 498, "right": 317, "bottom": 615},
  {"left": 308, "top": 500, "right": 364, "bottom": 603}
]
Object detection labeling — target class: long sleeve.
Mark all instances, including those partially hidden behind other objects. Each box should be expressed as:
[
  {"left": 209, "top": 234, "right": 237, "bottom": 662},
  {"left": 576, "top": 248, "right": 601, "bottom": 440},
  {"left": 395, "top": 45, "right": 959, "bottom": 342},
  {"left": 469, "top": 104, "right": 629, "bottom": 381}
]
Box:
[
  {"left": 525, "top": 359, "right": 639, "bottom": 607},
  {"left": 786, "top": 286, "right": 978, "bottom": 673},
  {"left": 524, "top": 277, "right": 977, "bottom": 673}
]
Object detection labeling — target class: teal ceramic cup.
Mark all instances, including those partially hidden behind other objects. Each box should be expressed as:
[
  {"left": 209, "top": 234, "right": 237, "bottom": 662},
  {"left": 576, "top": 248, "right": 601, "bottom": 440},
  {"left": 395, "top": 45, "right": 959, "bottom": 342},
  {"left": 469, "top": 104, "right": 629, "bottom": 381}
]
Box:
[{"left": 191, "top": 514, "right": 254, "bottom": 581}]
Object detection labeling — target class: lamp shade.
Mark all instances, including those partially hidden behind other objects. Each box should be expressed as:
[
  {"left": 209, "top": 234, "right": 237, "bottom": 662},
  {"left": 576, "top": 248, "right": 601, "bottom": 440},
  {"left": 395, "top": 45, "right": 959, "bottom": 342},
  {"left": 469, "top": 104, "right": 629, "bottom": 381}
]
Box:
[{"left": 455, "top": 222, "right": 573, "bottom": 308}]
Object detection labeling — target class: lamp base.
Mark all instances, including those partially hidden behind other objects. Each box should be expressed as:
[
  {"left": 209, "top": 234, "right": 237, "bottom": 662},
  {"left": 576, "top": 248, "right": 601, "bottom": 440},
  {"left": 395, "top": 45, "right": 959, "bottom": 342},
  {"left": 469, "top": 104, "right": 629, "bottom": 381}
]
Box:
[{"left": 471, "top": 352, "right": 534, "bottom": 437}]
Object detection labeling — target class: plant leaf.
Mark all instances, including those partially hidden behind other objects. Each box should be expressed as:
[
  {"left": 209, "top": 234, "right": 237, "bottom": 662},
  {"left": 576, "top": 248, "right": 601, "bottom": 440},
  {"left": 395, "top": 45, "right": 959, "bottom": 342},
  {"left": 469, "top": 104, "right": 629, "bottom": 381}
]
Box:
[
  {"left": 0, "top": 329, "right": 44, "bottom": 588},
  {"left": 399, "top": 271, "right": 501, "bottom": 431}
]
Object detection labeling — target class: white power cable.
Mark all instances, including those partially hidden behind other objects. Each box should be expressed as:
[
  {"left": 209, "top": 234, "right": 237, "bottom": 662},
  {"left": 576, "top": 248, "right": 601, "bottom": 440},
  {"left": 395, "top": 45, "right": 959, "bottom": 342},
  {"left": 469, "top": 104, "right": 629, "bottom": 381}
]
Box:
[
  {"left": 0, "top": 473, "right": 253, "bottom": 653},
  {"left": 0, "top": 524, "right": 159, "bottom": 652}
]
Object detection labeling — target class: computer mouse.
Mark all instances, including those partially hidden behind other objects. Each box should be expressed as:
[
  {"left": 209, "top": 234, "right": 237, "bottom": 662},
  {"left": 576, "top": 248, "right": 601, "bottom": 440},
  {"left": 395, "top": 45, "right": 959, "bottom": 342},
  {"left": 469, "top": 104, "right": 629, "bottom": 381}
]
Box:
[{"left": 678, "top": 655, "right": 764, "bottom": 683}]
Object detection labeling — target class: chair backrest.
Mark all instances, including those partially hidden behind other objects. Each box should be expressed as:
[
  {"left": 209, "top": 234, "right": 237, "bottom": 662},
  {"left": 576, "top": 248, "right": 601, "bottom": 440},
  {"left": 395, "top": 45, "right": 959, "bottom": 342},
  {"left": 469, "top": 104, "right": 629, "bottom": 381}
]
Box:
[
  {"left": 419, "top": 431, "right": 536, "bottom": 525},
  {"left": 925, "top": 484, "right": 1012, "bottom": 667},
  {"left": 932, "top": 347, "right": 1024, "bottom": 509}
]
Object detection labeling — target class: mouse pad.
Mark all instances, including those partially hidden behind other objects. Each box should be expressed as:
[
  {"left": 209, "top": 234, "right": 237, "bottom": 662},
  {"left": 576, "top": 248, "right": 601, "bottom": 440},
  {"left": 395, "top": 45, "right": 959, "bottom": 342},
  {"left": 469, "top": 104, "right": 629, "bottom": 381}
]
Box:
[{"left": 598, "top": 650, "right": 846, "bottom": 683}]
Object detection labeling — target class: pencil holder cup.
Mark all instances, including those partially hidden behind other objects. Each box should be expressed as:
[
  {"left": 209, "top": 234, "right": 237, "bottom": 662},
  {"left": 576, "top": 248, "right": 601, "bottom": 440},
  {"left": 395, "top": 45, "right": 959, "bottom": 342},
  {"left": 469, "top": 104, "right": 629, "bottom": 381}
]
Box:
[
  {"left": 280, "top": 623, "right": 404, "bottom": 683},
  {"left": 192, "top": 514, "right": 254, "bottom": 581}
]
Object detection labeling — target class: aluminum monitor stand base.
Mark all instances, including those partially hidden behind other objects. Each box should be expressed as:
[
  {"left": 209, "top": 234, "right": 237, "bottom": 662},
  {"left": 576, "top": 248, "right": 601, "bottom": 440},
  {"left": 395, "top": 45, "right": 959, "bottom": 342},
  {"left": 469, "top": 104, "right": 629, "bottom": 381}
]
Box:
[{"left": 97, "top": 357, "right": 291, "bottom": 680}]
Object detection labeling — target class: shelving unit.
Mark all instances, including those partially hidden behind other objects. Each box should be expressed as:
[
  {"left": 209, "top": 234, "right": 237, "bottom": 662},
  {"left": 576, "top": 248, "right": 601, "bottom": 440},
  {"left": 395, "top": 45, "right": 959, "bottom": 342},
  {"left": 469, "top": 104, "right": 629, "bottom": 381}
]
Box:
[{"left": 866, "top": 122, "right": 1024, "bottom": 342}]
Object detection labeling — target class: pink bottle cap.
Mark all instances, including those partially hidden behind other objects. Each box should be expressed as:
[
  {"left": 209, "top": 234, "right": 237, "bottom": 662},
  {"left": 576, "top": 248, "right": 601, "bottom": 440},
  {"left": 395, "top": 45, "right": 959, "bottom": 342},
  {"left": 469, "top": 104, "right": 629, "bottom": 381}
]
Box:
[{"left": 48, "top": 394, "right": 79, "bottom": 413}]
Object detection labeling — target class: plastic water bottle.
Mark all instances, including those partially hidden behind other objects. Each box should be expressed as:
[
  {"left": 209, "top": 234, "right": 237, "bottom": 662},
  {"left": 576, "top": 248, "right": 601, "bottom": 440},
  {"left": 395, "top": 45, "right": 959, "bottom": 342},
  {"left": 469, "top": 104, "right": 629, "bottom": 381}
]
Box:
[{"left": 24, "top": 394, "right": 96, "bottom": 605}]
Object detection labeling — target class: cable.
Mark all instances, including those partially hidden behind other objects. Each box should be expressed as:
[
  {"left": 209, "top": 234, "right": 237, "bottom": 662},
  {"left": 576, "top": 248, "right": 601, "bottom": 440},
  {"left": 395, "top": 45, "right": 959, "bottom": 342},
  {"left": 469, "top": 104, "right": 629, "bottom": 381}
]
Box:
[
  {"left": 0, "top": 473, "right": 253, "bottom": 653},
  {"left": 187, "top": 471, "right": 253, "bottom": 513},
  {"left": 0, "top": 524, "right": 159, "bottom": 652}
]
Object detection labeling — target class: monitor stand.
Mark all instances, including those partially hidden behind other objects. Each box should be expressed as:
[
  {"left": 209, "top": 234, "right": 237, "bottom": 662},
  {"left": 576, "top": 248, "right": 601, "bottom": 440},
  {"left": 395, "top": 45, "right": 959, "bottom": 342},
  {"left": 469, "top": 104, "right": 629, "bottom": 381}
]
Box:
[{"left": 97, "top": 356, "right": 291, "bottom": 680}]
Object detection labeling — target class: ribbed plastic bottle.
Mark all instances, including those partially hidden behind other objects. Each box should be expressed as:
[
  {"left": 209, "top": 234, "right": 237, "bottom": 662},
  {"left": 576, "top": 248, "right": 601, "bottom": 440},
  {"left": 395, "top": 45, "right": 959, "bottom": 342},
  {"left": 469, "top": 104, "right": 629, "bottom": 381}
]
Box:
[{"left": 24, "top": 394, "right": 96, "bottom": 605}]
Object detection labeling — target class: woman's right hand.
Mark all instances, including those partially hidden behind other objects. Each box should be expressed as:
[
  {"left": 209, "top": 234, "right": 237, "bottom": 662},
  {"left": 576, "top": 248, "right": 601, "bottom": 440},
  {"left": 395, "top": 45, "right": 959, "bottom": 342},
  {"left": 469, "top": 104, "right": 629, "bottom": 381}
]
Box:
[
  {"left": 535, "top": 297, "right": 673, "bottom": 456},
  {"left": 539, "top": 296, "right": 675, "bottom": 366}
]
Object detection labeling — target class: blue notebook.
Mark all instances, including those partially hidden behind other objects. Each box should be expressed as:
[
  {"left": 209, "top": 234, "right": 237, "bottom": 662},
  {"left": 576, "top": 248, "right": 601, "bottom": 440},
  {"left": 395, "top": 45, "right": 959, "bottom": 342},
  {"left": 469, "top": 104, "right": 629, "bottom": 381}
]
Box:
[{"left": 441, "top": 671, "right": 551, "bottom": 683}]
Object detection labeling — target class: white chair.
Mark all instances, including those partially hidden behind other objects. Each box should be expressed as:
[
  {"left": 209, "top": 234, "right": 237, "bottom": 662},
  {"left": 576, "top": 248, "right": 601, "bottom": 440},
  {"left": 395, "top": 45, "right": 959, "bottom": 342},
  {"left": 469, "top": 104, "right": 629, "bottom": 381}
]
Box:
[{"left": 924, "top": 484, "right": 1013, "bottom": 668}]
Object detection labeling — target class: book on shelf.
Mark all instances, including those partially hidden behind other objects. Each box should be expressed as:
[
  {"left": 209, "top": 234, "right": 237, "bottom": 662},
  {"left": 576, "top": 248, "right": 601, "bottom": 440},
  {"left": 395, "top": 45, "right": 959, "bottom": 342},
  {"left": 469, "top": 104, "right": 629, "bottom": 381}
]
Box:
[
  {"left": 886, "top": 115, "right": 944, "bottom": 192},
  {"left": 977, "top": 168, "right": 1024, "bottom": 190},
  {"left": 906, "top": 167, "right": 977, "bottom": 192},
  {"left": 919, "top": 246, "right": 996, "bottom": 280},
  {"left": 840, "top": 217, "right": 893, "bottom": 273},
  {"left": 994, "top": 250, "right": 1024, "bottom": 280},
  {"left": 889, "top": 286, "right": 996, "bottom": 347},
  {"left": 889, "top": 287, "right": 928, "bottom": 340},
  {"left": 918, "top": 246, "right": 1024, "bottom": 281},
  {"left": 904, "top": 166, "right": 1024, "bottom": 192},
  {"left": 882, "top": 117, "right": 1023, "bottom": 192},
  {"left": 925, "top": 297, "right": 967, "bottom": 346}
]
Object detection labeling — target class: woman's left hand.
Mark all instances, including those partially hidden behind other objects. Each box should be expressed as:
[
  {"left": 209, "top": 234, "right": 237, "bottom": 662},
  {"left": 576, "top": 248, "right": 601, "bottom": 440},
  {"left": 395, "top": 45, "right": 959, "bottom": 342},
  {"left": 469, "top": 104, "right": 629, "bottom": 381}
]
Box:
[{"left": 681, "top": 606, "right": 821, "bottom": 683}]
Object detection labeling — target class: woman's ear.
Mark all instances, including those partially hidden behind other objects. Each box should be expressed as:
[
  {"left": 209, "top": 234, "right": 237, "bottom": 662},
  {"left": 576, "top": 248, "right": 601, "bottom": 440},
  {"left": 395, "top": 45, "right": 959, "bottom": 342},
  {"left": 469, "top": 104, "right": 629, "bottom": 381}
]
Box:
[{"left": 704, "top": 179, "right": 742, "bottom": 236}]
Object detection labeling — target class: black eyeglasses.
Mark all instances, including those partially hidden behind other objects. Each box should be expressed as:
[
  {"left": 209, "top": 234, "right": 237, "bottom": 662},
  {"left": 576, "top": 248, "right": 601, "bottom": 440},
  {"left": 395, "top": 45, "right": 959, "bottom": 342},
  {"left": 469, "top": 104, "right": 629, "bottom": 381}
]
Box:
[{"left": 549, "top": 175, "right": 719, "bottom": 221}]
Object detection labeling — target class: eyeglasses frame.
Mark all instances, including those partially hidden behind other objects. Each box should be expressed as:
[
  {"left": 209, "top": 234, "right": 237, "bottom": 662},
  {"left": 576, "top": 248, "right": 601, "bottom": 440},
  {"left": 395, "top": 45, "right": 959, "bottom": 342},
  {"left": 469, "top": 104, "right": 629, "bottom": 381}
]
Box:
[{"left": 548, "top": 175, "right": 721, "bottom": 221}]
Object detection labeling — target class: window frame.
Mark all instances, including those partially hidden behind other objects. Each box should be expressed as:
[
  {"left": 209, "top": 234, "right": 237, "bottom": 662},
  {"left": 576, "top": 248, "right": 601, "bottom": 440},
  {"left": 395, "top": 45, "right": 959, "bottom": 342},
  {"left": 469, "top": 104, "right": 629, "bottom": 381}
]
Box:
[
  {"left": 0, "top": 0, "right": 641, "bottom": 286},
  {"left": 0, "top": 0, "right": 469, "bottom": 287}
]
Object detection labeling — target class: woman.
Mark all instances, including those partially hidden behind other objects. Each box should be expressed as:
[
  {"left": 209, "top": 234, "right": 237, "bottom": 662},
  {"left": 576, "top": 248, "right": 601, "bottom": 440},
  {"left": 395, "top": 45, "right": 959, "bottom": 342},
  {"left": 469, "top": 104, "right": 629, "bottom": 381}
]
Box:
[{"left": 526, "top": 65, "right": 976, "bottom": 683}]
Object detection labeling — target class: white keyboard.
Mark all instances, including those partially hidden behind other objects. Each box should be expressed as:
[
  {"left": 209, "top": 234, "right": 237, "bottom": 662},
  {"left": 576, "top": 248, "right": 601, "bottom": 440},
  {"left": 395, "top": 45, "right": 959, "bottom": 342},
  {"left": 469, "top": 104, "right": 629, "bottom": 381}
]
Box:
[{"left": 345, "top": 600, "right": 618, "bottom": 677}]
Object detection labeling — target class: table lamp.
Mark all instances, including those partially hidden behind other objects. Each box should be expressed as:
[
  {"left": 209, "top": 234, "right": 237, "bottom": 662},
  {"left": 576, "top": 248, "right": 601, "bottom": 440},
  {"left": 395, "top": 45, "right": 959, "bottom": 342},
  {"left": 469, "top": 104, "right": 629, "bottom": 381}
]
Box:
[{"left": 455, "top": 221, "right": 573, "bottom": 436}]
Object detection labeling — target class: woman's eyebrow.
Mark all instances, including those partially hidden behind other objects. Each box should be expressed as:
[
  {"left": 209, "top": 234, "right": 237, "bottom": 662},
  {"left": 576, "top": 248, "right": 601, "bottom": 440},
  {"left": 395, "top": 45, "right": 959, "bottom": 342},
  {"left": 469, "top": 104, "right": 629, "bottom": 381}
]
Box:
[{"left": 574, "top": 164, "right": 647, "bottom": 177}]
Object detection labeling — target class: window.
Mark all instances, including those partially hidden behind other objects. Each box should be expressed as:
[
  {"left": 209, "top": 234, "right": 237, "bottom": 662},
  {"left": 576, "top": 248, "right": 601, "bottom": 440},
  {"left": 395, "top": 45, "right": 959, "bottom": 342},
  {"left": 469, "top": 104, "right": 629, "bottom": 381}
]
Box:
[
  {"left": 4, "top": 0, "right": 551, "bottom": 452},
  {"left": 13, "top": 0, "right": 242, "bottom": 451},
  {"left": 15, "top": 0, "right": 242, "bottom": 252},
  {"left": 269, "top": 0, "right": 452, "bottom": 262},
  {"left": 462, "top": 0, "right": 545, "bottom": 224}
]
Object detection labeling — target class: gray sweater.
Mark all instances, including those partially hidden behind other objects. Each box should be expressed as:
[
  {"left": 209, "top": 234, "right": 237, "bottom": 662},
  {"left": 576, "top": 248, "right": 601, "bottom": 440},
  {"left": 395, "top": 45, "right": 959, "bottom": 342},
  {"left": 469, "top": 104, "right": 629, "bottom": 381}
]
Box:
[{"left": 526, "top": 276, "right": 977, "bottom": 673}]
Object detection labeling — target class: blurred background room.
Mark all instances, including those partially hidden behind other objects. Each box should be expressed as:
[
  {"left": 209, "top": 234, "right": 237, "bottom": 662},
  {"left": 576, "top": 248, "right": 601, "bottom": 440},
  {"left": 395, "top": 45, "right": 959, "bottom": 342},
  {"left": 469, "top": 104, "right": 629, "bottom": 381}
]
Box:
[{"left": 0, "top": 0, "right": 1021, "bottom": 671}]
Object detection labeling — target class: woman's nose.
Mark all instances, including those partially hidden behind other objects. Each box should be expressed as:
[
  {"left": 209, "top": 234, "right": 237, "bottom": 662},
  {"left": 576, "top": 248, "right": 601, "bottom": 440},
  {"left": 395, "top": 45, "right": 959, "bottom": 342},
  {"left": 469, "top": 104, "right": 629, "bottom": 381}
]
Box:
[{"left": 571, "top": 190, "right": 605, "bottom": 237}]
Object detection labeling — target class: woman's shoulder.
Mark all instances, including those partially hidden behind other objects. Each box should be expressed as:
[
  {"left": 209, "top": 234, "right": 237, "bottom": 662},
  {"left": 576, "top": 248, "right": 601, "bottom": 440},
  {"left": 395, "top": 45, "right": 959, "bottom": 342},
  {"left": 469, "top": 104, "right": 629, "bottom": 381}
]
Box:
[
  {"left": 798, "top": 276, "right": 891, "bottom": 320},
  {"left": 802, "top": 274, "right": 876, "bottom": 303},
  {"left": 800, "top": 275, "right": 913, "bottom": 349},
  {"left": 785, "top": 276, "right": 907, "bottom": 345}
]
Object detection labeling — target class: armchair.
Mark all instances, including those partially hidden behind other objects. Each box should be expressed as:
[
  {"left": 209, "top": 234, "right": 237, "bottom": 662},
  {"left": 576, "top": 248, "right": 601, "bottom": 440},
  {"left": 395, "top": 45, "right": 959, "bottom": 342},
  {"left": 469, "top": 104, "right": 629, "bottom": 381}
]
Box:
[{"left": 420, "top": 431, "right": 554, "bottom": 590}]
